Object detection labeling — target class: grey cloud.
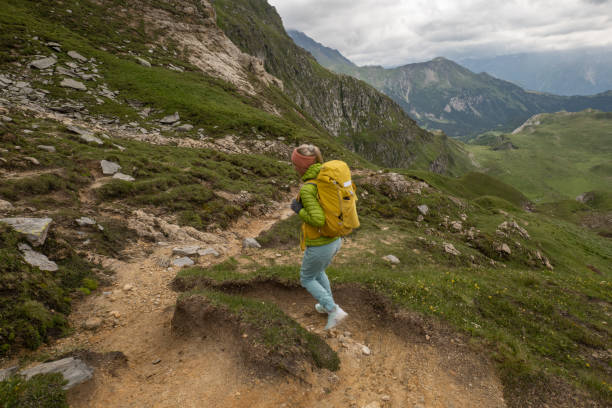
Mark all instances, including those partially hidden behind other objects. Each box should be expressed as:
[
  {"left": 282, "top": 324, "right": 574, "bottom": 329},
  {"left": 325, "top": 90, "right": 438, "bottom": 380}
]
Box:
[{"left": 270, "top": 0, "right": 612, "bottom": 66}]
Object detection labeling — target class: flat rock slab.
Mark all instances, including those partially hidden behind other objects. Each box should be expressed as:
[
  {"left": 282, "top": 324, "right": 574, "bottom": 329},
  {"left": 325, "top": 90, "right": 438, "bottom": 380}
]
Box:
[
  {"left": 176, "top": 124, "right": 193, "bottom": 132},
  {"left": 100, "top": 159, "right": 121, "bottom": 175},
  {"left": 443, "top": 242, "right": 461, "bottom": 256},
  {"left": 198, "top": 247, "right": 220, "bottom": 257},
  {"left": 136, "top": 57, "right": 151, "bottom": 67},
  {"left": 76, "top": 217, "right": 96, "bottom": 227},
  {"left": 160, "top": 112, "right": 180, "bottom": 124},
  {"left": 37, "top": 145, "right": 56, "bottom": 153},
  {"left": 60, "top": 78, "right": 87, "bottom": 91},
  {"left": 172, "top": 257, "right": 194, "bottom": 267},
  {"left": 0, "top": 366, "right": 18, "bottom": 382},
  {"left": 67, "top": 125, "right": 103, "bottom": 145},
  {"left": 19, "top": 243, "right": 58, "bottom": 272},
  {"left": 30, "top": 57, "right": 57, "bottom": 70},
  {"left": 0, "top": 217, "right": 52, "bottom": 246},
  {"left": 21, "top": 357, "right": 93, "bottom": 390},
  {"left": 67, "top": 50, "right": 88, "bottom": 62},
  {"left": 113, "top": 173, "right": 135, "bottom": 182},
  {"left": 172, "top": 245, "right": 200, "bottom": 256}
]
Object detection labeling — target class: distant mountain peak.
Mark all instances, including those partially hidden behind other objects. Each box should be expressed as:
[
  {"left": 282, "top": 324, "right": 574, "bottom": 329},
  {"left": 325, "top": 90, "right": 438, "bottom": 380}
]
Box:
[{"left": 287, "top": 30, "right": 356, "bottom": 70}]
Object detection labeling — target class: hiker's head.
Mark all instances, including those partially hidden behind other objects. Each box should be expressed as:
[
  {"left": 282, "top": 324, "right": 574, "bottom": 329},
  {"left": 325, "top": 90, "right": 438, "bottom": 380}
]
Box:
[{"left": 291, "top": 144, "right": 323, "bottom": 175}]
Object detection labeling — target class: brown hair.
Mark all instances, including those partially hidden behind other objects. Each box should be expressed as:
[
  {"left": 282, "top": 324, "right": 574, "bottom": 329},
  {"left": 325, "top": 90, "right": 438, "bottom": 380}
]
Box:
[{"left": 296, "top": 144, "right": 323, "bottom": 163}]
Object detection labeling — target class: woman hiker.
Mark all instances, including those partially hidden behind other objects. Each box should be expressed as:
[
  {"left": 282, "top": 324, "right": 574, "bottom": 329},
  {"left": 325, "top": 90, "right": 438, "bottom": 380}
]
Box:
[{"left": 289, "top": 144, "right": 348, "bottom": 330}]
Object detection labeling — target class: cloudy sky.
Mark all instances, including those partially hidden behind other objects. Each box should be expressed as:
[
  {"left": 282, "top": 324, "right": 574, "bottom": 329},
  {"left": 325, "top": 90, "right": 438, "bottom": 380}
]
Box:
[{"left": 267, "top": 0, "right": 612, "bottom": 67}]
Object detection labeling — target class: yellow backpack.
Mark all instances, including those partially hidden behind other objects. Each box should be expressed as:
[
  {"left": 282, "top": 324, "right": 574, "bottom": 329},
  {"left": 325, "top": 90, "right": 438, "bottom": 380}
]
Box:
[{"left": 301, "top": 160, "right": 360, "bottom": 247}]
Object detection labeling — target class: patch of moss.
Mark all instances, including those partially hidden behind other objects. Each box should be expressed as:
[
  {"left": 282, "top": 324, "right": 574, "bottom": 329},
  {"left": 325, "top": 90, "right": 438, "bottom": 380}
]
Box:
[
  {"left": 0, "top": 224, "right": 97, "bottom": 355},
  {"left": 0, "top": 373, "right": 68, "bottom": 408}
]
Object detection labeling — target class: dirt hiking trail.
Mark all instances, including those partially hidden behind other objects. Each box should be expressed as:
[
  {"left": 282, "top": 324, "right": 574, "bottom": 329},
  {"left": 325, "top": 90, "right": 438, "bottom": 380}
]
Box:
[{"left": 39, "top": 197, "right": 506, "bottom": 408}]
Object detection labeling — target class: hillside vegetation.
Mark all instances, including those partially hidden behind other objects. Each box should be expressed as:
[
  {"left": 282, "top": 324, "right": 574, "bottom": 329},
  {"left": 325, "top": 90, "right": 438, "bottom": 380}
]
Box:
[
  {"left": 179, "top": 169, "right": 611, "bottom": 407},
  {"left": 0, "top": 1, "right": 610, "bottom": 407},
  {"left": 212, "top": 0, "right": 472, "bottom": 172},
  {"left": 468, "top": 110, "right": 612, "bottom": 203}
]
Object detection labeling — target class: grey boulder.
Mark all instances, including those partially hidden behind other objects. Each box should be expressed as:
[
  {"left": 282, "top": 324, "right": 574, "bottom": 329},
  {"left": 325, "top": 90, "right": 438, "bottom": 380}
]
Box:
[
  {"left": 382, "top": 254, "right": 400, "bottom": 264},
  {"left": 198, "top": 248, "right": 220, "bottom": 257},
  {"left": 19, "top": 243, "right": 58, "bottom": 272},
  {"left": 172, "top": 245, "right": 200, "bottom": 256},
  {"left": 60, "top": 78, "right": 87, "bottom": 91},
  {"left": 0, "top": 217, "right": 53, "bottom": 246},
  {"left": 113, "top": 173, "right": 135, "bottom": 182},
  {"left": 160, "top": 112, "right": 180, "bottom": 124},
  {"left": 67, "top": 125, "right": 103, "bottom": 145},
  {"left": 0, "top": 366, "right": 18, "bottom": 382},
  {"left": 417, "top": 205, "right": 429, "bottom": 216},
  {"left": 136, "top": 57, "right": 151, "bottom": 67},
  {"left": 20, "top": 357, "right": 93, "bottom": 390},
  {"left": 67, "top": 50, "right": 88, "bottom": 62},
  {"left": 75, "top": 217, "right": 96, "bottom": 227},
  {"left": 172, "top": 257, "right": 194, "bottom": 267},
  {"left": 30, "top": 57, "right": 57, "bottom": 70},
  {"left": 243, "top": 238, "right": 261, "bottom": 249},
  {"left": 100, "top": 160, "right": 121, "bottom": 175}
]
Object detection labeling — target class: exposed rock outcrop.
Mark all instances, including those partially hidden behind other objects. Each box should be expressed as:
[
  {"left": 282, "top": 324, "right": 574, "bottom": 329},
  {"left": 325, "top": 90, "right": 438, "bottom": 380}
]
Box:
[{"left": 0, "top": 217, "right": 53, "bottom": 246}]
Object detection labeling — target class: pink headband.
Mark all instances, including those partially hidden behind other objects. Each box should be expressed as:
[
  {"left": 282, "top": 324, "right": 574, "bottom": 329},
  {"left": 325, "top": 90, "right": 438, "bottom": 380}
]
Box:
[{"left": 291, "top": 148, "right": 317, "bottom": 175}]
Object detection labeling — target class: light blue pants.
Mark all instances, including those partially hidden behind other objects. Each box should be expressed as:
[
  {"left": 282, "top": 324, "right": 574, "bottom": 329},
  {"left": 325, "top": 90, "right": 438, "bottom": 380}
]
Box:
[{"left": 300, "top": 238, "right": 342, "bottom": 313}]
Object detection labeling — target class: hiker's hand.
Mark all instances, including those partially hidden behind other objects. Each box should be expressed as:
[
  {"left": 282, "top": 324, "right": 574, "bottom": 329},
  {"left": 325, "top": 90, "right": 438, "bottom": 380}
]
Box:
[{"left": 290, "top": 199, "right": 303, "bottom": 214}]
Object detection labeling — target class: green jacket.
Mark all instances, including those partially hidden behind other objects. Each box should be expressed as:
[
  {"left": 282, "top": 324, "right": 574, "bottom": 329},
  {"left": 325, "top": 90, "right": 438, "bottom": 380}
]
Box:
[{"left": 298, "top": 163, "right": 338, "bottom": 247}]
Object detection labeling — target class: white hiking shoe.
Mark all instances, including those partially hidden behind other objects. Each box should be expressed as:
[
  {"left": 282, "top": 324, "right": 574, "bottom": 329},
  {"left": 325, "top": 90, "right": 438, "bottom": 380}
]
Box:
[
  {"left": 315, "top": 303, "right": 327, "bottom": 314},
  {"left": 325, "top": 306, "right": 348, "bottom": 330}
]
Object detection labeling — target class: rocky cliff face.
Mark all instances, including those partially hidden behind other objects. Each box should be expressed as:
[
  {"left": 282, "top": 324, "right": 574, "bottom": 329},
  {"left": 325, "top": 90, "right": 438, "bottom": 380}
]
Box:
[{"left": 210, "top": 0, "right": 469, "bottom": 172}]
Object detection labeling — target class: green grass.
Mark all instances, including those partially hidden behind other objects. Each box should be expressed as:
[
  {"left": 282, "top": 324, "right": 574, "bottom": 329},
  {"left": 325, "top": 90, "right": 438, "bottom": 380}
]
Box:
[
  {"left": 256, "top": 214, "right": 302, "bottom": 249},
  {"left": 0, "top": 373, "right": 68, "bottom": 408},
  {"left": 0, "top": 224, "right": 98, "bottom": 355},
  {"left": 0, "top": 111, "right": 296, "bottom": 231},
  {"left": 468, "top": 111, "right": 612, "bottom": 203},
  {"left": 178, "top": 176, "right": 612, "bottom": 405},
  {"left": 0, "top": 0, "right": 372, "bottom": 167},
  {"left": 407, "top": 170, "right": 530, "bottom": 208}
]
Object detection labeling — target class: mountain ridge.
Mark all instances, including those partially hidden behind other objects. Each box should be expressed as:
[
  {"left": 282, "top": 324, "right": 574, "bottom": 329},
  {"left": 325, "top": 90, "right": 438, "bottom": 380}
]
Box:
[
  {"left": 288, "top": 30, "right": 612, "bottom": 137},
  {"left": 459, "top": 48, "right": 612, "bottom": 96}
]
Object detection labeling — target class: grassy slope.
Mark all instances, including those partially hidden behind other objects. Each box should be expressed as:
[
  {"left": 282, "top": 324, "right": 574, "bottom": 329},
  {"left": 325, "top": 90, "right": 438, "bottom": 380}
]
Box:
[
  {"left": 468, "top": 111, "right": 612, "bottom": 203},
  {"left": 0, "top": 223, "right": 98, "bottom": 355},
  {"left": 178, "top": 172, "right": 611, "bottom": 405},
  {"left": 1, "top": 0, "right": 368, "bottom": 163},
  {"left": 211, "top": 0, "right": 473, "bottom": 174}
]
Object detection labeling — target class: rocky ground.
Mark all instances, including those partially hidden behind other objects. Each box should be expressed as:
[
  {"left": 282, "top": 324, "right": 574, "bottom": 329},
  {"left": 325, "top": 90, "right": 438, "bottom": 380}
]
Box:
[{"left": 30, "top": 202, "right": 506, "bottom": 408}]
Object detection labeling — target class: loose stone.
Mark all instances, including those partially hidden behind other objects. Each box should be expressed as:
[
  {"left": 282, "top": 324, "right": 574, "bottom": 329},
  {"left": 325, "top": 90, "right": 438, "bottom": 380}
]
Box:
[
  {"left": 243, "top": 238, "right": 261, "bottom": 249},
  {"left": 37, "top": 145, "right": 56, "bottom": 152},
  {"left": 100, "top": 159, "right": 121, "bottom": 175},
  {"left": 160, "top": 112, "right": 180, "bottom": 124},
  {"left": 60, "top": 78, "right": 87, "bottom": 91},
  {"left": 113, "top": 173, "right": 135, "bottom": 182},
  {"left": 382, "top": 254, "right": 400, "bottom": 264},
  {"left": 172, "top": 257, "right": 195, "bottom": 267},
  {"left": 417, "top": 204, "right": 429, "bottom": 216},
  {"left": 67, "top": 50, "right": 88, "bottom": 62},
  {"left": 30, "top": 57, "right": 57, "bottom": 70}
]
